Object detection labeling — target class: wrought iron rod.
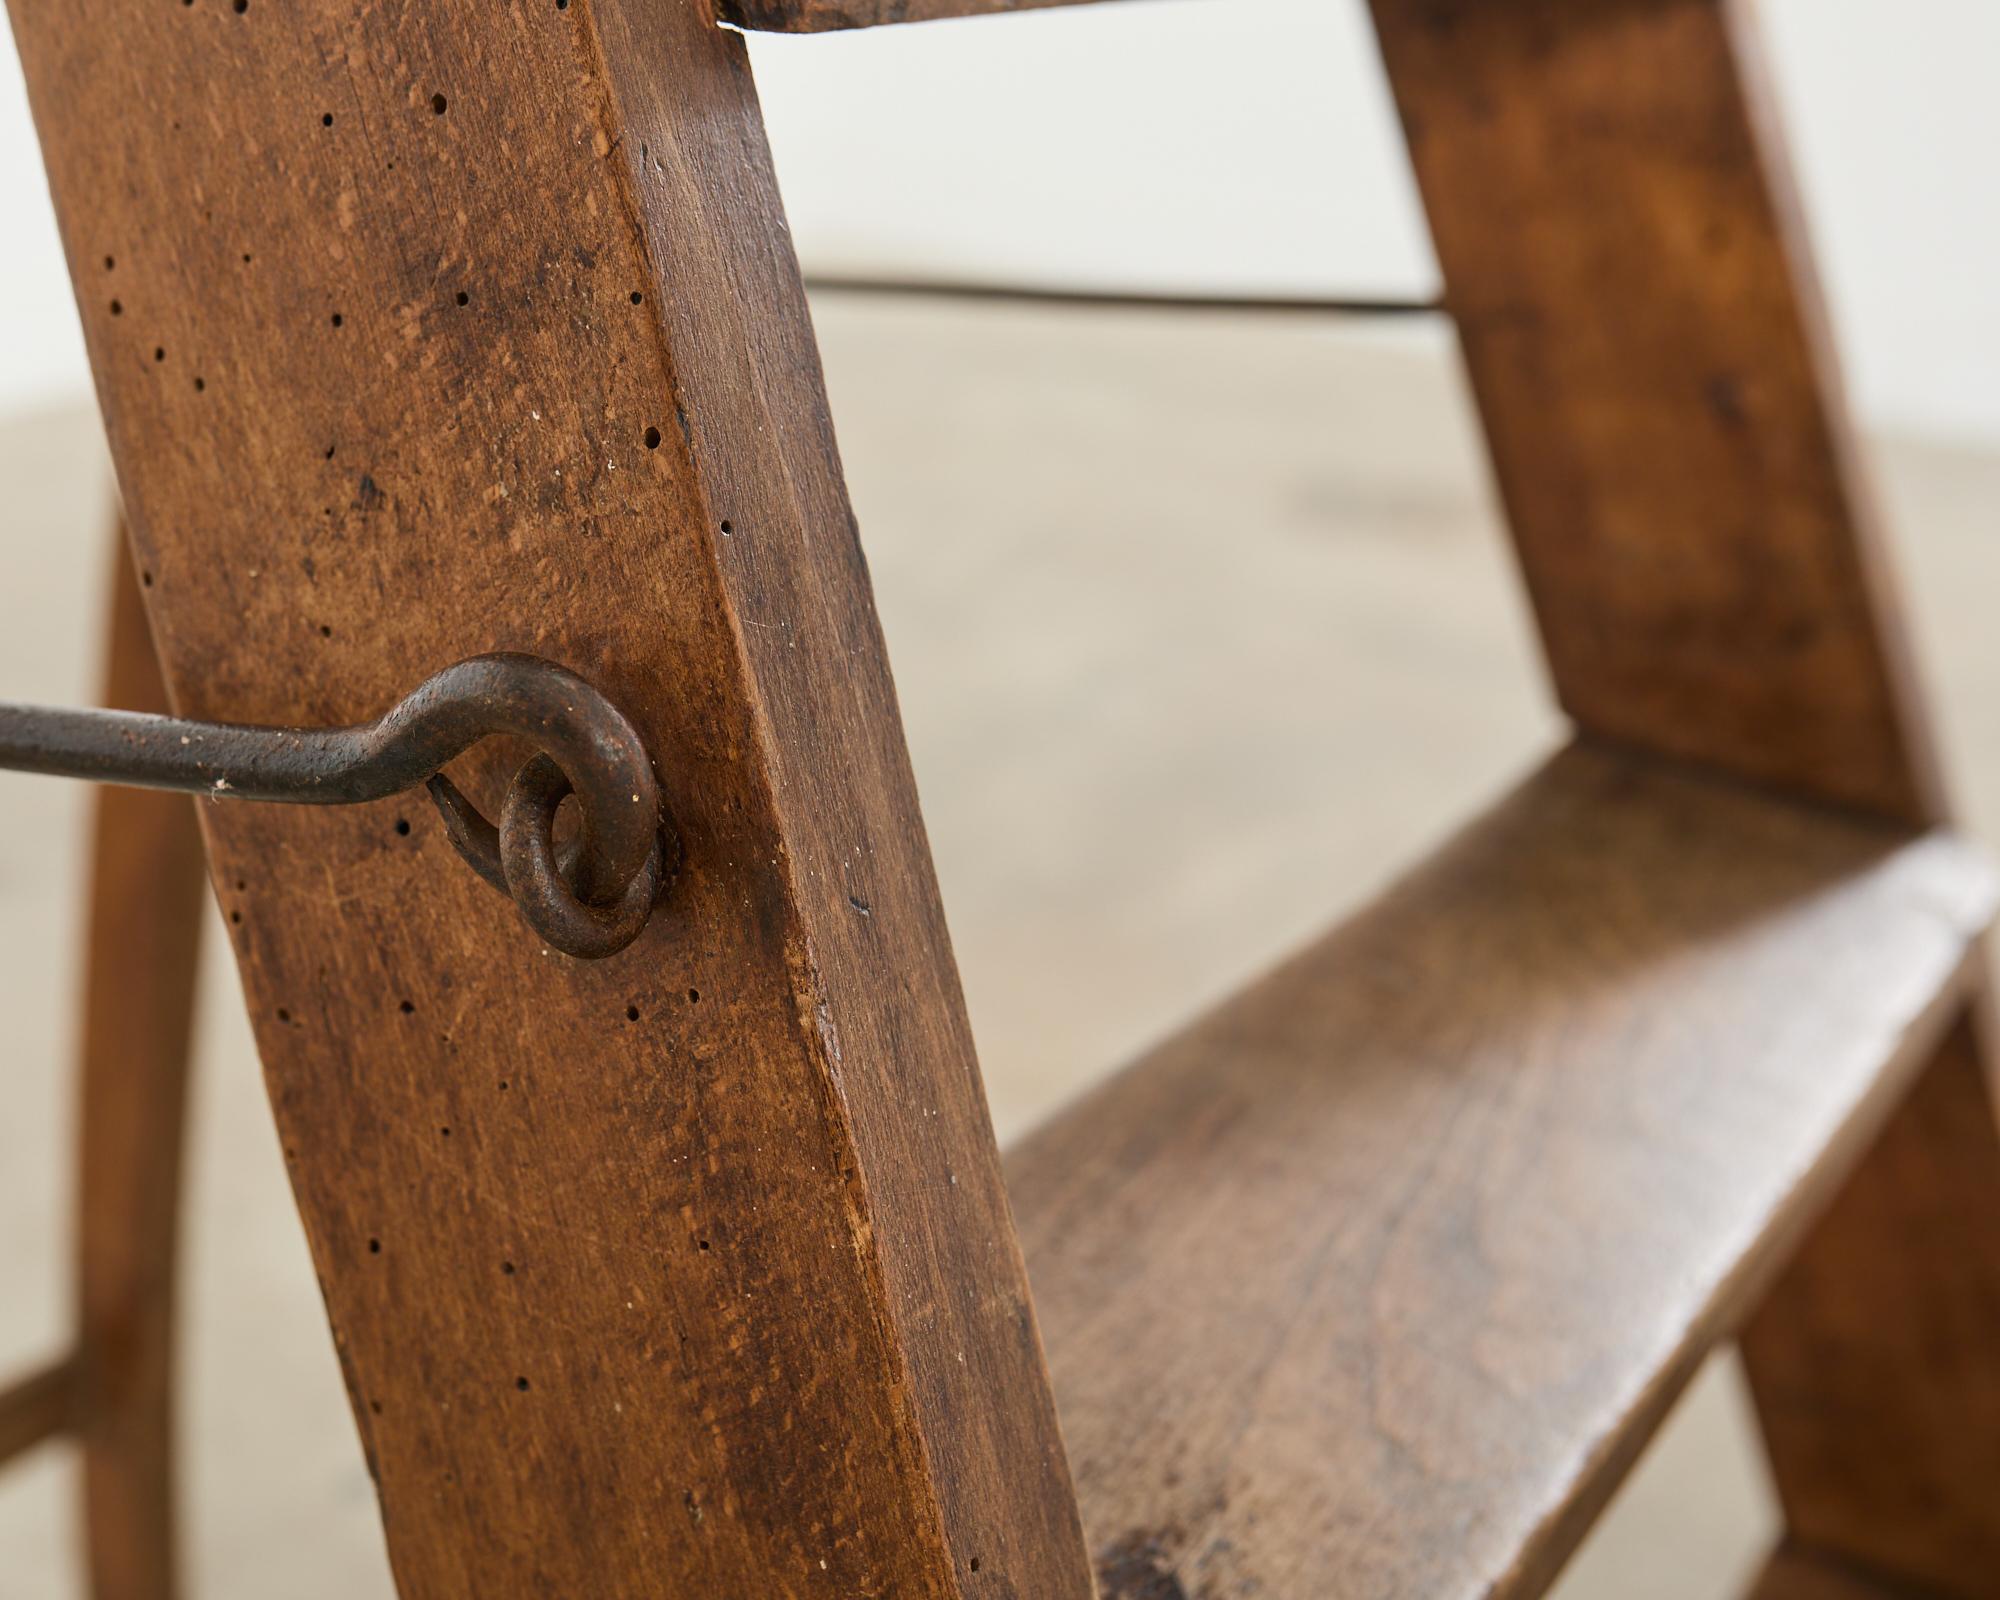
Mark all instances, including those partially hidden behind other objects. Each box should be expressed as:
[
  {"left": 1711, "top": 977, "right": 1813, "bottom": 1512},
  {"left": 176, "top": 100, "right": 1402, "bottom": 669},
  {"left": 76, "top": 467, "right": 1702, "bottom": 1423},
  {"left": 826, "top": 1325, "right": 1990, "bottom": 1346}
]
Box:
[
  {"left": 802, "top": 273, "right": 1446, "bottom": 319},
  {"left": 0, "top": 654, "right": 671, "bottom": 959}
]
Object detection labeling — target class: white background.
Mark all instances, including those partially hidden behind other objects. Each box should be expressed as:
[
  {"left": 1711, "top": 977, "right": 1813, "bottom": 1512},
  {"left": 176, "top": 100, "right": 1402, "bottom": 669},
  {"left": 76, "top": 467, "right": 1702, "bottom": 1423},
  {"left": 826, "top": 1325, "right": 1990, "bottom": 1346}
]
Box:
[{"left": 3, "top": 0, "right": 1997, "bottom": 442}]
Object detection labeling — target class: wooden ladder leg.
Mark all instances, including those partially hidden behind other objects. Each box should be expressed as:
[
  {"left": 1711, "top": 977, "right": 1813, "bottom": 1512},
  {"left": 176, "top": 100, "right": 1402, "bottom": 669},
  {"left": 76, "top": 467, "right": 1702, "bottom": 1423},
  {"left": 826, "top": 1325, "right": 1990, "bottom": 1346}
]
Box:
[
  {"left": 7, "top": 3, "right": 1095, "bottom": 1595},
  {"left": 1740, "top": 1006, "right": 2000, "bottom": 1596},
  {"left": 73, "top": 521, "right": 208, "bottom": 1600},
  {"left": 1367, "top": 1, "right": 2000, "bottom": 1592}
]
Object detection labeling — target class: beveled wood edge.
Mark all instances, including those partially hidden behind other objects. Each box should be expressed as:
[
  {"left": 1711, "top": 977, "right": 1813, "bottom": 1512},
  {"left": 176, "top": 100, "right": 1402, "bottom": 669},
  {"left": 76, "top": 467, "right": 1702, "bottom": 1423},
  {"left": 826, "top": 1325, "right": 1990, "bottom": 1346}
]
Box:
[
  {"left": 1719, "top": 0, "right": 1950, "bottom": 832},
  {"left": 1496, "top": 945, "right": 1989, "bottom": 1599},
  {"left": 1367, "top": 0, "right": 1940, "bottom": 824}
]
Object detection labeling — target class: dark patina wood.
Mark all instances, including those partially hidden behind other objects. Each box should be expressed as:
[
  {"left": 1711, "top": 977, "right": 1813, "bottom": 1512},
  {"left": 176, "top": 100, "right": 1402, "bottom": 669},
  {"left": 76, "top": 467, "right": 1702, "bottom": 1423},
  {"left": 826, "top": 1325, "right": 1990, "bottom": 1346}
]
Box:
[{"left": 8, "top": 1, "right": 1091, "bottom": 1594}]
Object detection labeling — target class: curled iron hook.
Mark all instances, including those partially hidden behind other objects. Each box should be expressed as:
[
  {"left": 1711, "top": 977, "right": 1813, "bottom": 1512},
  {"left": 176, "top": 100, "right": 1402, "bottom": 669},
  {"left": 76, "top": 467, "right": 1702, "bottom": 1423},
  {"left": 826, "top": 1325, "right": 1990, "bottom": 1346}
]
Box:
[
  {"left": 0, "top": 653, "right": 673, "bottom": 959},
  {"left": 428, "top": 752, "right": 672, "bottom": 961}
]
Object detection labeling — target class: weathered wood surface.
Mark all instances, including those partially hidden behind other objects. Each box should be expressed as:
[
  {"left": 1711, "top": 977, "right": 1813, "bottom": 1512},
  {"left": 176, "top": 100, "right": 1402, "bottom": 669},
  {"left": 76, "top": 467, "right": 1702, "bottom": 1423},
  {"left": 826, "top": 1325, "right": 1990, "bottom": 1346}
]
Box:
[
  {"left": 1370, "top": 0, "right": 1941, "bottom": 824},
  {"left": 1742, "top": 1013, "right": 2000, "bottom": 1598},
  {"left": 1370, "top": 7, "right": 2000, "bottom": 1590},
  {"left": 1008, "top": 743, "right": 1993, "bottom": 1600},
  {"left": 74, "top": 529, "right": 208, "bottom": 1600},
  {"left": 9, "top": 1, "right": 1091, "bottom": 1595}
]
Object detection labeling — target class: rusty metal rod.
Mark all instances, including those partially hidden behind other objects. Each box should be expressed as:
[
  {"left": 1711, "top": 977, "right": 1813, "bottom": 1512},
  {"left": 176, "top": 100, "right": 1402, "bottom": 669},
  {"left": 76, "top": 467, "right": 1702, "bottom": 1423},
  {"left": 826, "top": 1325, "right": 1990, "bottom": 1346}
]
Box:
[{"left": 0, "top": 654, "right": 671, "bottom": 959}]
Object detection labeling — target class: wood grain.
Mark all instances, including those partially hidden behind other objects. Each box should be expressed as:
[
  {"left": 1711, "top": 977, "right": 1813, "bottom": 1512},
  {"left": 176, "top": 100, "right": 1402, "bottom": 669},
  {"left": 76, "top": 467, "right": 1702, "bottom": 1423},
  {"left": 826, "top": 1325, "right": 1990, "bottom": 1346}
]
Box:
[
  {"left": 1007, "top": 742, "right": 1993, "bottom": 1600},
  {"left": 1370, "top": 8, "right": 2000, "bottom": 1586},
  {"left": 9, "top": 1, "right": 1091, "bottom": 1594},
  {"left": 1369, "top": 0, "right": 1942, "bottom": 824},
  {"left": 73, "top": 528, "right": 208, "bottom": 1600}
]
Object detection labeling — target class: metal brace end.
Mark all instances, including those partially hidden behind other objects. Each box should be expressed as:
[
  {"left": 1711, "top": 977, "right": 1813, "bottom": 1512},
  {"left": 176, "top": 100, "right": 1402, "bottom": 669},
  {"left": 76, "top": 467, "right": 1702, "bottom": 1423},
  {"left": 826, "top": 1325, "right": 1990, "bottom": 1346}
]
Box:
[{"left": 0, "top": 654, "right": 675, "bottom": 959}]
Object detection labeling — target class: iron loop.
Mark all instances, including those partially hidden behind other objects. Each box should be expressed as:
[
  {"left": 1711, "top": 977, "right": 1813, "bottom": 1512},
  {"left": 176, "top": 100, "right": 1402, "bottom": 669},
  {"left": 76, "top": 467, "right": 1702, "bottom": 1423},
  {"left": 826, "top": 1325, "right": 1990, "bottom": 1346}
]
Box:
[
  {"left": 0, "top": 652, "right": 673, "bottom": 960},
  {"left": 428, "top": 756, "right": 670, "bottom": 960}
]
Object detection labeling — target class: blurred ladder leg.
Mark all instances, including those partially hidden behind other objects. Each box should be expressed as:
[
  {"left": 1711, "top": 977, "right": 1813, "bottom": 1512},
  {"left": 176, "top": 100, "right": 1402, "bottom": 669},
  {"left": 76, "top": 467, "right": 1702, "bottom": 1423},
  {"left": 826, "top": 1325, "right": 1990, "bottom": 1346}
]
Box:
[
  {"left": 73, "top": 519, "right": 208, "bottom": 1600},
  {"left": 1740, "top": 1009, "right": 2000, "bottom": 1596}
]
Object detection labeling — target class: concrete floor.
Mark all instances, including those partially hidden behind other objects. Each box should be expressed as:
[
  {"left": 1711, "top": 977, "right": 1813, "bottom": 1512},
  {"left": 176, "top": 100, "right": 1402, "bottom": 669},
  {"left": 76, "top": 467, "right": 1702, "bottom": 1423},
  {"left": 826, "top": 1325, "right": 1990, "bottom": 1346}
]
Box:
[{"left": 2, "top": 297, "right": 1995, "bottom": 1596}]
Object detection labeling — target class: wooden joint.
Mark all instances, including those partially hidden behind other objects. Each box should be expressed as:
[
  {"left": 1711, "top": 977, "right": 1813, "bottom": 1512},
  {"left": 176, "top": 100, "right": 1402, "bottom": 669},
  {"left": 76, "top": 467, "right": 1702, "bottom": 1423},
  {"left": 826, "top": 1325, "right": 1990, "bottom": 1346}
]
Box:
[{"left": 0, "top": 1359, "right": 78, "bottom": 1467}]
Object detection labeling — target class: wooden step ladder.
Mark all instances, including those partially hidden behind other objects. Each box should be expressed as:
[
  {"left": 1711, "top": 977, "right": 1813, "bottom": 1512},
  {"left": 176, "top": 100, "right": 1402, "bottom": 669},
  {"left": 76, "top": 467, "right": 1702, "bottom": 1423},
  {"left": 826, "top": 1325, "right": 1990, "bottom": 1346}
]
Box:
[{"left": 3, "top": 0, "right": 1998, "bottom": 1595}]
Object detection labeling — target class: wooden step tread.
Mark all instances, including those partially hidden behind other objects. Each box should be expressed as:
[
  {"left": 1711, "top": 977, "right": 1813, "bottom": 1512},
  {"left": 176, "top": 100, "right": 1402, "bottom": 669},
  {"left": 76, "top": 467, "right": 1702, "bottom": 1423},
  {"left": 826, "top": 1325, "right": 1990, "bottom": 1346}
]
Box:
[{"left": 1006, "top": 742, "right": 1995, "bottom": 1600}]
